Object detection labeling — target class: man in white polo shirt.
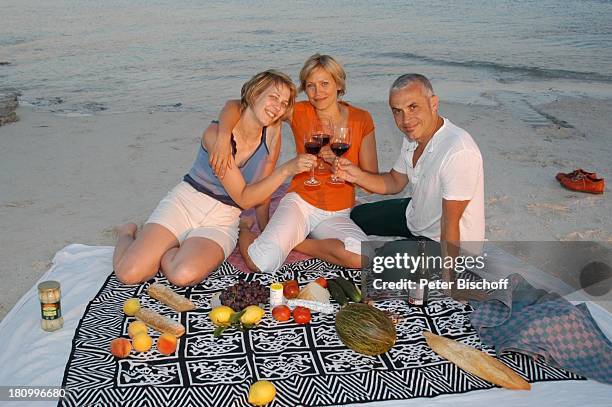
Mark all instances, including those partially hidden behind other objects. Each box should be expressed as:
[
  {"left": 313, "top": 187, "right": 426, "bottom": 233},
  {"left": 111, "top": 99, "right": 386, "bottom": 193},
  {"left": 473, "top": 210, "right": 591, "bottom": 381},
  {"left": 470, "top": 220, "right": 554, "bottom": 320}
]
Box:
[{"left": 338, "top": 73, "right": 484, "bottom": 249}]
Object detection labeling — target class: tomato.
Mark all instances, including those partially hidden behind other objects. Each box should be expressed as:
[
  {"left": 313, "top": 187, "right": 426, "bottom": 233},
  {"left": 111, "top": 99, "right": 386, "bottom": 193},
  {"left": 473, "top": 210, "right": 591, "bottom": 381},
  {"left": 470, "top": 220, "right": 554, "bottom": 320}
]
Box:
[
  {"left": 272, "top": 305, "right": 291, "bottom": 322},
  {"left": 283, "top": 280, "right": 299, "bottom": 299},
  {"left": 315, "top": 277, "right": 328, "bottom": 288},
  {"left": 283, "top": 279, "right": 298, "bottom": 287},
  {"left": 292, "top": 306, "right": 311, "bottom": 325}
]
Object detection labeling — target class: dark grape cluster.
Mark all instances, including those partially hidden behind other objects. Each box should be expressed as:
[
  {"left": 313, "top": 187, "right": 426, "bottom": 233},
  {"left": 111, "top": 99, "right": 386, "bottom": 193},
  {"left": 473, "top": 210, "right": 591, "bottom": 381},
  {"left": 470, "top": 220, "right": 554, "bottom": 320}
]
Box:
[{"left": 220, "top": 280, "right": 268, "bottom": 311}]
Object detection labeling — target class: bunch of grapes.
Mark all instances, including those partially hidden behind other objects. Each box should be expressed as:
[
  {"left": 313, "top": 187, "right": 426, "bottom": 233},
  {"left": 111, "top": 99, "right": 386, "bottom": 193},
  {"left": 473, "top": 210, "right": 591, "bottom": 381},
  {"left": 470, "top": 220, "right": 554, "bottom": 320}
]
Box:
[{"left": 220, "top": 280, "right": 268, "bottom": 311}]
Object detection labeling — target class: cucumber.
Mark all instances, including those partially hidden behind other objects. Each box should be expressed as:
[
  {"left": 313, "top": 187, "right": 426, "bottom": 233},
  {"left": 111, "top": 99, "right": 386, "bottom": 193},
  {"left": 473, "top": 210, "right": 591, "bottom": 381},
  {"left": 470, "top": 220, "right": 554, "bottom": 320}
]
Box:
[
  {"left": 335, "top": 276, "right": 362, "bottom": 302},
  {"left": 327, "top": 279, "right": 348, "bottom": 306}
]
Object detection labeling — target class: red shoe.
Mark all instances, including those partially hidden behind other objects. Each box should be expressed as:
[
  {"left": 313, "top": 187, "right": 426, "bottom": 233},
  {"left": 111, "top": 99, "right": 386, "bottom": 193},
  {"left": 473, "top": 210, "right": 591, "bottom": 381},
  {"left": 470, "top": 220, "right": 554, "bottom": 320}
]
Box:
[
  {"left": 556, "top": 169, "right": 597, "bottom": 182},
  {"left": 559, "top": 172, "right": 605, "bottom": 194}
]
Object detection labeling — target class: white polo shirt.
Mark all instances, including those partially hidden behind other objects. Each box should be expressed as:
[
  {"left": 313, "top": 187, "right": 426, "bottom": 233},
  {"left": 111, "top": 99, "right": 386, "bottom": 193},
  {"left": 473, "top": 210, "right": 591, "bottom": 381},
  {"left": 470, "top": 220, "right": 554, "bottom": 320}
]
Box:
[{"left": 393, "top": 117, "right": 485, "bottom": 243}]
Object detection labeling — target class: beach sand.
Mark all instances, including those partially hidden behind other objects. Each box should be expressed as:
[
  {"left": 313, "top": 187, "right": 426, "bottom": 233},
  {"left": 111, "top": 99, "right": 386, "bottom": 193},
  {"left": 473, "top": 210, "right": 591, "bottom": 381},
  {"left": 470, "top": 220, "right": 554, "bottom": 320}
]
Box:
[{"left": 1, "top": 97, "right": 611, "bottom": 320}]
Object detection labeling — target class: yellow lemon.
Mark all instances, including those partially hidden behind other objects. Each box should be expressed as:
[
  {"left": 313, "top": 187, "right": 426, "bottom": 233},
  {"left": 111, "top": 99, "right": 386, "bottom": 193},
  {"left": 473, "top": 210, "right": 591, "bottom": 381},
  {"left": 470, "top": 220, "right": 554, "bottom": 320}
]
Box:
[
  {"left": 240, "top": 305, "right": 265, "bottom": 325},
  {"left": 128, "top": 320, "right": 148, "bottom": 338},
  {"left": 132, "top": 332, "right": 152, "bottom": 352},
  {"left": 248, "top": 380, "right": 276, "bottom": 406},
  {"left": 209, "top": 305, "right": 234, "bottom": 326},
  {"left": 123, "top": 298, "right": 141, "bottom": 316}
]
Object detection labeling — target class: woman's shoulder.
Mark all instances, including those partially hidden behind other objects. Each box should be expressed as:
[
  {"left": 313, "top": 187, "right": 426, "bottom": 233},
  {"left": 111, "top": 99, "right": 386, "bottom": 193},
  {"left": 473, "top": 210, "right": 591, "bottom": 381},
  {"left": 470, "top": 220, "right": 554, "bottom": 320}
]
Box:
[
  {"left": 201, "top": 121, "right": 219, "bottom": 149},
  {"left": 343, "top": 101, "right": 374, "bottom": 126}
]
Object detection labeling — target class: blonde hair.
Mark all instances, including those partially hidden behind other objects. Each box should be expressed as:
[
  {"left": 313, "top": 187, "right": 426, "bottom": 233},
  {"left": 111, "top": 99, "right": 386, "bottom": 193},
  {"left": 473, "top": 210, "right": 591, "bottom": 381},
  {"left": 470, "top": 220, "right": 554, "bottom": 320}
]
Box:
[
  {"left": 241, "top": 69, "right": 297, "bottom": 121},
  {"left": 299, "top": 54, "right": 346, "bottom": 97}
]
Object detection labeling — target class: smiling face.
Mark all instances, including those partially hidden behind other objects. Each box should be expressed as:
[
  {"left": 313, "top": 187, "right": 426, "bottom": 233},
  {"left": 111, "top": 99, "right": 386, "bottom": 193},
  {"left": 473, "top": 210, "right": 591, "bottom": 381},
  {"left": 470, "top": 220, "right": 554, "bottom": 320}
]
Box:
[
  {"left": 251, "top": 83, "right": 291, "bottom": 126},
  {"left": 389, "top": 82, "right": 440, "bottom": 144},
  {"left": 304, "top": 67, "right": 342, "bottom": 111}
]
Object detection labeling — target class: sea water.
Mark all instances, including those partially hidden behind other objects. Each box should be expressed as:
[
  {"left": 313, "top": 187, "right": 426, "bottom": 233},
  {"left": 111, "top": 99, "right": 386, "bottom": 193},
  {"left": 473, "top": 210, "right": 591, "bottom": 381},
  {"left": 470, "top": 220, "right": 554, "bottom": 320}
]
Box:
[{"left": 1, "top": 0, "right": 611, "bottom": 117}]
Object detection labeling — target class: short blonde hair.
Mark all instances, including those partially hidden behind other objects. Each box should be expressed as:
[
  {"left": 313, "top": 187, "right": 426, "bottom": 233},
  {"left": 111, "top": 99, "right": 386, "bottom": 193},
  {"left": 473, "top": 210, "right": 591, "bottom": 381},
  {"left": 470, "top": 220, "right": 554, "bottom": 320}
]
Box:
[
  {"left": 241, "top": 69, "right": 297, "bottom": 121},
  {"left": 299, "top": 54, "right": 346, "bottom": 97}
]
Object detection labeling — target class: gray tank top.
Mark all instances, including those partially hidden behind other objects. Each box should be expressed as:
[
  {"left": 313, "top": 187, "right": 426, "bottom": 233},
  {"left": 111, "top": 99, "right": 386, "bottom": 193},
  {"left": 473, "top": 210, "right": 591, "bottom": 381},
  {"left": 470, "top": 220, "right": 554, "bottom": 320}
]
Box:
[{"left": 183, "top": 126, "right": 269, "bottom": 209}]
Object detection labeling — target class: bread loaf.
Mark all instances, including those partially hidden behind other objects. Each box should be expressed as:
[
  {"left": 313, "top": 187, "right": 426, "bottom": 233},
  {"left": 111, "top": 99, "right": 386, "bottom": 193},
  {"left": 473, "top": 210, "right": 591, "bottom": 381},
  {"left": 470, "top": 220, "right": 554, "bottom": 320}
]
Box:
[
  {"left": 423, "top": 331, "right": 530, "bottom": 390},
  {"left": 147, "top": 283, "right": 196, "bottom": 312},
  {"left": 135, "top": 308, "right": 185, "bottom": 337}
]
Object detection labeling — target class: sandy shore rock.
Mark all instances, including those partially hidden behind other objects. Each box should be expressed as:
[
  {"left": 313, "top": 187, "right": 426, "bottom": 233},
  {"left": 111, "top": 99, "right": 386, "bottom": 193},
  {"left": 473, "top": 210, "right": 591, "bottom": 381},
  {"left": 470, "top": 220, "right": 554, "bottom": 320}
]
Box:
[{"left": 0, "top": 92, "right": 19, "bottom": 126}]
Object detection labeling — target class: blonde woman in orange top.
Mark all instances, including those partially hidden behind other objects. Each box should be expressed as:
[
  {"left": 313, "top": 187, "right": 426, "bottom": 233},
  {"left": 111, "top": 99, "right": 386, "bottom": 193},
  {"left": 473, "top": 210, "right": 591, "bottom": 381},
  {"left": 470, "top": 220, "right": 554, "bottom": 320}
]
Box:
[{"left": 211, "top": 54, "right": 378, "bottom": 272}]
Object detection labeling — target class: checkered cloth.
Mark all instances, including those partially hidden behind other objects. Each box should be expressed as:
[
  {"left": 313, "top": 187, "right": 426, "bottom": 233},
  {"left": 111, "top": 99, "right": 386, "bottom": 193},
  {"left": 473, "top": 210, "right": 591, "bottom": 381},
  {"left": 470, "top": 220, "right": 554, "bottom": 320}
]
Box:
[{"left": 469, "top": 273, "right": 612, "bottom": 384}]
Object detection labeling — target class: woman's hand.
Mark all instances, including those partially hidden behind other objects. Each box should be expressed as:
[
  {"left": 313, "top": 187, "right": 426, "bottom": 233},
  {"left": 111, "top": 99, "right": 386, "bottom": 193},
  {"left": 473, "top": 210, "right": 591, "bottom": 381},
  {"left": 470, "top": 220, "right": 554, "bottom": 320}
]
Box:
[
  {"left": 286, "top": 154, "right": 317, "bottom": 176},
  {"left": 319, "top": 146, "right": 336, "bottom": 165},
  {"left": 209, "top": 138, "right": 233, "bottom": 179},
  {"left": 336, "top": 157, "right": 362, "bottom": 183}
]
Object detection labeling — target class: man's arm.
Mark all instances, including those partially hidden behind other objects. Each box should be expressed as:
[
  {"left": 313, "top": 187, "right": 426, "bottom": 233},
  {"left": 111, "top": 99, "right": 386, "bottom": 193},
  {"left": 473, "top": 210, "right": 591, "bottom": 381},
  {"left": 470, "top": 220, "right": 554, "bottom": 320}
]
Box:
[
  {"left": 336, "top": 157, "right": 408, "bottom": 194},
  {"left": 440, "top": 199, "right": 469, "bottom": 244},
  {"left": 354, "top": 130, "right": 379, "bottom": 194}
]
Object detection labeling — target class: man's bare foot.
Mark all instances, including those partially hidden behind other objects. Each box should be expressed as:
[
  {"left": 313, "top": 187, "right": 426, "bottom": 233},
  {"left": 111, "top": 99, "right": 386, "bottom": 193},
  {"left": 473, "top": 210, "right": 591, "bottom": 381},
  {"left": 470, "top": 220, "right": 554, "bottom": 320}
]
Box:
[
  {"left": 239, "top": 217, "right": 255, "bottom": 231},
  {"left": 114, "top": 222, "right": 138, "bottom": 239}
]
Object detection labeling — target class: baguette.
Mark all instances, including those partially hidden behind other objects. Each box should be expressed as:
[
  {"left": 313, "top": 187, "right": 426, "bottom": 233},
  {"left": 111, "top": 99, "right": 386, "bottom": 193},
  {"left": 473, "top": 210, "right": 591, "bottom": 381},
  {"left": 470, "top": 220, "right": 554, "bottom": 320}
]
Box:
[
  {"left": 423, "top": 331, "right": 530, "bottom": 390},
  {"left": 147, "top": 283, "right": 196, "bottom": 312},
  {"left": 135, "top": 308, "right": 185, "bottom": 337}
]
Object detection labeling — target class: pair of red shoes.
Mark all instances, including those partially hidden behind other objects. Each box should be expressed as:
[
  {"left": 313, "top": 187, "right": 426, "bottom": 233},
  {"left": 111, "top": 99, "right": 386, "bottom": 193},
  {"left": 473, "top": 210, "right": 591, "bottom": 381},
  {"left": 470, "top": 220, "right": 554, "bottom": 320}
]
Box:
[{"left": 556, "top": 169, "right": 605, "bottom": 194}]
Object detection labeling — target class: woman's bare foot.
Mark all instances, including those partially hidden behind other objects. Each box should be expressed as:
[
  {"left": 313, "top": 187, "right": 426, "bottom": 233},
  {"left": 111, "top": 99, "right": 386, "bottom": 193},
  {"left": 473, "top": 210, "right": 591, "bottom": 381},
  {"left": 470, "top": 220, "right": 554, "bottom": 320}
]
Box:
[
  {"left": 114, "top": 222, "right": 138, "bottom": 239},
  {"left": 239, "top": 217, "right": 255, "bottom": 231}
]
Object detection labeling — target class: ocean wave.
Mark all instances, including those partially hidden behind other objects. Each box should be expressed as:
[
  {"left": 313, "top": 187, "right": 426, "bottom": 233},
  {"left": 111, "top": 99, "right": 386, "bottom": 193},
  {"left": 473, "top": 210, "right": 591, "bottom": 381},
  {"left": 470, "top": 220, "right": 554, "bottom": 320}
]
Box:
[{"left": 376, "top": 52, "right": 612, "bottom": 83}]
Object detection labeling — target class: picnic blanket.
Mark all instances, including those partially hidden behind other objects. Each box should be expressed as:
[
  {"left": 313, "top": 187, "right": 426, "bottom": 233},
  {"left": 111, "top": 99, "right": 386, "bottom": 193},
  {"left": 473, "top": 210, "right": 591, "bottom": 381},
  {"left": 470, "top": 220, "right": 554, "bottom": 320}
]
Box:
[
  {"left": 469, "top": 273, "right": 612, "bottom": 384},
  {"left": 58, "top": 262, "right": 583, "bottom": 407}
]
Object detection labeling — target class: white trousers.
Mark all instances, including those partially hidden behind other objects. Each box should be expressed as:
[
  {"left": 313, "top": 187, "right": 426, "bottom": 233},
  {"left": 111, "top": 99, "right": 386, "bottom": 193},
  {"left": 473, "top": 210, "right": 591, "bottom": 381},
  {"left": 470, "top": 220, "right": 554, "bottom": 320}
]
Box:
[{"left": 248, "top": 192, "right": 367, "bottom": 273}]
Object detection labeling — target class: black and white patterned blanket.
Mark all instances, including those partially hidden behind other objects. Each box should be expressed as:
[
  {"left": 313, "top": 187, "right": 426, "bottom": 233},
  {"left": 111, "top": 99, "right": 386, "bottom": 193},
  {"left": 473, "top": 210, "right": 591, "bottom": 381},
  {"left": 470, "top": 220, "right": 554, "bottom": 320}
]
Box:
[{"left": 59, "top": 259, "right": 581, "bottom": 407}]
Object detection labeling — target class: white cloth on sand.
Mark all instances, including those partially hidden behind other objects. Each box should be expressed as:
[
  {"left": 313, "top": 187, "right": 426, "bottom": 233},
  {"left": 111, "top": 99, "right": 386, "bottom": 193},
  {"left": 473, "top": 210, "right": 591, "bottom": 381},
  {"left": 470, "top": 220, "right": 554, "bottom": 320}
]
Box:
[{"left": 0, "top": 244, "right": 611, "bottom": 407}]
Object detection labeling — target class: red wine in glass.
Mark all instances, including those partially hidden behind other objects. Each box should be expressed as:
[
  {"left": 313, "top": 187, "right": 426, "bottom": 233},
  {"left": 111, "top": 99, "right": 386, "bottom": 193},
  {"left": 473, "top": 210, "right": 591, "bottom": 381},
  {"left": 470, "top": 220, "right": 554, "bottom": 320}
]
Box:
[
  {"left": 330, "top": 142, "right": 350, "bottom": 157},
  {"left": 305, "top": 141, "right": 322, "bottom": 155},
  {"left": 304, "top": 137, "right": 322, "bottom": 186},
  {"left": 313, "top": 133, "right": 331, "bottom": 146},
  {"left": 313, "top": 117, "right": 333, "bottom": 173},
  {"left": 328, "top": 127, "right": 351, "bottom": 185}
]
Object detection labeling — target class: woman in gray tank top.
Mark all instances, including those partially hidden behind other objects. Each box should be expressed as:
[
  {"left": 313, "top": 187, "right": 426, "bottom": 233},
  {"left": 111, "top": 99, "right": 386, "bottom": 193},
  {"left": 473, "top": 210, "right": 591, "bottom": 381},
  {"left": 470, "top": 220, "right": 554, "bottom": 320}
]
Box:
[{"left": 112, "top": 70, "right": 316, "bottom": 286}]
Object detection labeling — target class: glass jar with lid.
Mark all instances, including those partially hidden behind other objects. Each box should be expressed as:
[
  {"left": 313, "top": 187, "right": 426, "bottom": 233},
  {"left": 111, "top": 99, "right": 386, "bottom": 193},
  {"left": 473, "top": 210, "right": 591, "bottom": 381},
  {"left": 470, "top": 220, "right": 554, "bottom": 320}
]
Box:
[{"left": 38, "top": 280, "right": 64, "bottom": 332}]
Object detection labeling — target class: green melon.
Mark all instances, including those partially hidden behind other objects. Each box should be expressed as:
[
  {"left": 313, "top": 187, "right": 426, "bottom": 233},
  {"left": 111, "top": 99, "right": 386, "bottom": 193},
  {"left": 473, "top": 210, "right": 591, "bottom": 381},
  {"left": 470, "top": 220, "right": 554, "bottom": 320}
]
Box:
[{"left": 335, "top": 303, "right": 397, "bottom": 356}]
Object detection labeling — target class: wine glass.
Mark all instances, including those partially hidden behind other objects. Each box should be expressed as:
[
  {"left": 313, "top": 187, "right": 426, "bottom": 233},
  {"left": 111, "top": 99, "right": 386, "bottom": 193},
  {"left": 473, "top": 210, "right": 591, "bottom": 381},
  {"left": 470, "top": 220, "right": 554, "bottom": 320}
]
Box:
[
  {"left": 312, "top": 117, "right": 332, "bottom": 173},
  {"left": 303, "top": 132, "right": 322, "bottom": 186},
  {"left": 328, "top": 126, "right": 351, "bottom": 185}
]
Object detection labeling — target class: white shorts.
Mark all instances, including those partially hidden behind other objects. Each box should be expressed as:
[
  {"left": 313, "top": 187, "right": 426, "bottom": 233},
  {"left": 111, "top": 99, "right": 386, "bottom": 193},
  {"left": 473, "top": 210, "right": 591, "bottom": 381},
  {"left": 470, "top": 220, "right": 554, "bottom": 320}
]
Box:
[
  {"left": 248, "top": 192, "right": 367, "bottom": 273},
  {"left": 147, "top": 181, "right": 241, "bottom": 259}
]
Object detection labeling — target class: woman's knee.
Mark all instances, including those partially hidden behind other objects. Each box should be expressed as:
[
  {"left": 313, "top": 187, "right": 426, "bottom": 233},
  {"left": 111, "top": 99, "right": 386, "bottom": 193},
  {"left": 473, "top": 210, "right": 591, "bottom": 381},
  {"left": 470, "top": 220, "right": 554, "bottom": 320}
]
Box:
[
  {"left": 115, "top": 260, "right": 150, "bottom": 285},
  {"left": 165, "top": 262, "right": 211, "bottom": 287},
  {"left": 339, "top": 250, "right": 363, "bottom": 269}
]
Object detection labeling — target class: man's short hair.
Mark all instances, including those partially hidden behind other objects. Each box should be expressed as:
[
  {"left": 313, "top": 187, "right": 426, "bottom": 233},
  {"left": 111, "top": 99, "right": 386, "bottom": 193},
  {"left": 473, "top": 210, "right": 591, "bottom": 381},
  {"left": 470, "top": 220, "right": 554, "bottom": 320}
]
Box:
[{"left": 390, "top": 74, "right": 434, "bottom": 97}]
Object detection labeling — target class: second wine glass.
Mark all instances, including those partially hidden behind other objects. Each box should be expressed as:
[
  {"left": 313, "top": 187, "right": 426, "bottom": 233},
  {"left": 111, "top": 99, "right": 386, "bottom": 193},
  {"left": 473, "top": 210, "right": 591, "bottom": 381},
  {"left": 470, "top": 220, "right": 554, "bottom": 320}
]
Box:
[
  {"left": 303, "top": 132, "right": 322, "bottom": 186},
  {"left": 313, "top": 117, "right": 332, "bottom": 173},
  {"left": 328, "top": 127, "right": 351, "bottom": 185}
]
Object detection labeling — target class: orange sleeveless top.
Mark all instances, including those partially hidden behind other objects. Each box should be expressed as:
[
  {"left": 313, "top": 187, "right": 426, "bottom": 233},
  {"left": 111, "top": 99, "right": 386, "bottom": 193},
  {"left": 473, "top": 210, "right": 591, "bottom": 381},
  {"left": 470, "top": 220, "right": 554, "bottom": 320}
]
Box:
[{"left": 287, "top": 101, "right": 375, "bottom": 211}]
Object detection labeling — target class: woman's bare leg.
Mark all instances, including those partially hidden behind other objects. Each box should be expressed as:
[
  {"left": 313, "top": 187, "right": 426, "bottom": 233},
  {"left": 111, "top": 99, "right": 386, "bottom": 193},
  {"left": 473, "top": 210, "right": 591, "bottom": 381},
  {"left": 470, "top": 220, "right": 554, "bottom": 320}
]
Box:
[
  {"left": 160, "top": 237, "right": 225, "bottom": 286},
  {"left": 113, "top": 223, "right": 179, "bottom": 285},
  {"left": 294, "top": 238, "right": 363, "bottom": 269},
  {"left": 237, "top": 218, "right": 261, "bottom": 272}
]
